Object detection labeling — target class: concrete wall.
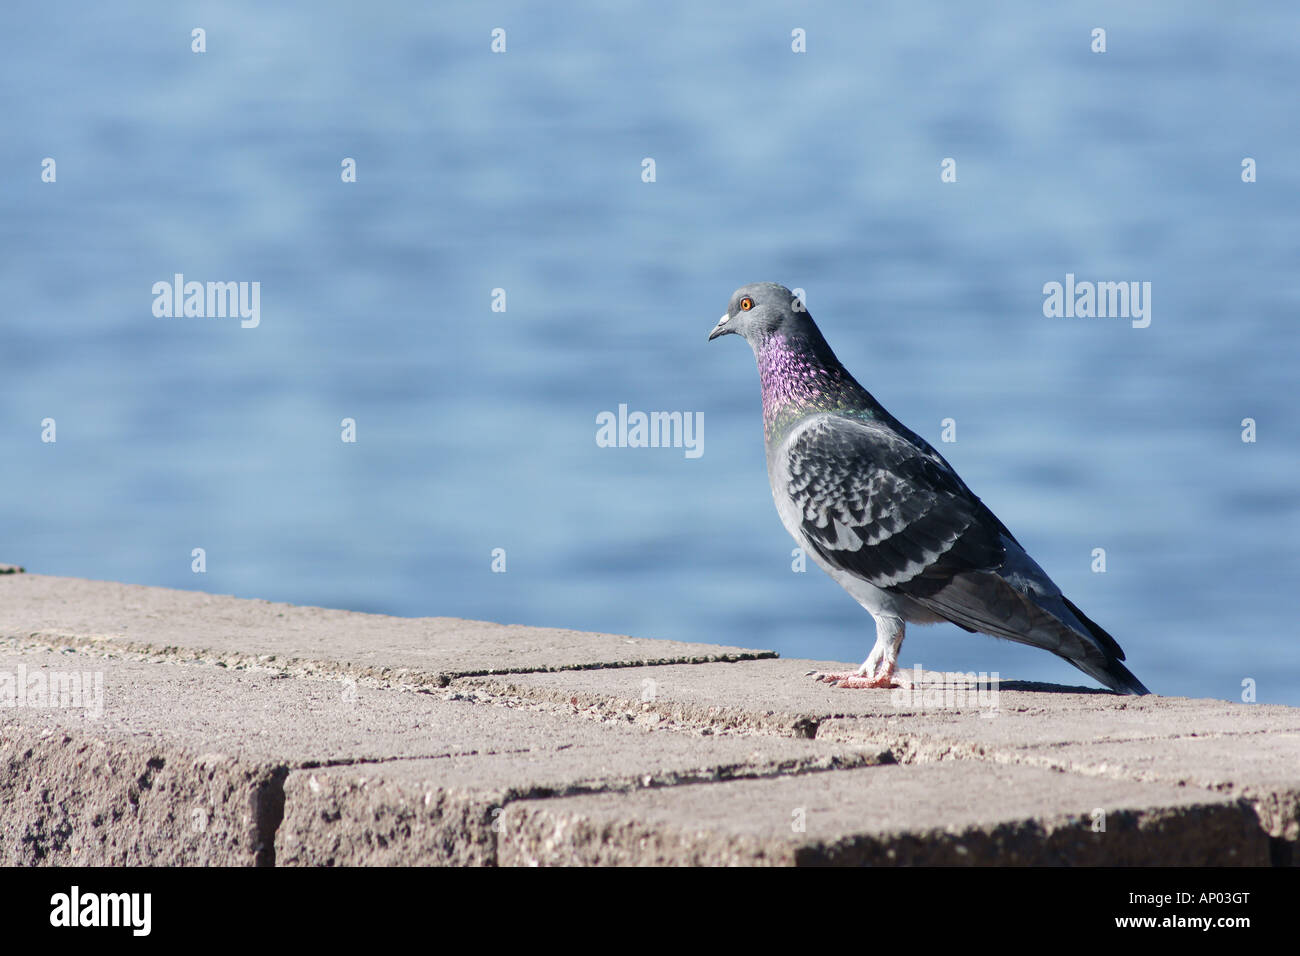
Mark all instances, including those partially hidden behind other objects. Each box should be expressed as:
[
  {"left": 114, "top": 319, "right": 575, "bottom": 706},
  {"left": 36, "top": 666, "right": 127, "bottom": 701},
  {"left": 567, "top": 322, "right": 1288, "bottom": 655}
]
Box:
[{"left": 1, "top": 571, "right": 1294, "bottom": 865}]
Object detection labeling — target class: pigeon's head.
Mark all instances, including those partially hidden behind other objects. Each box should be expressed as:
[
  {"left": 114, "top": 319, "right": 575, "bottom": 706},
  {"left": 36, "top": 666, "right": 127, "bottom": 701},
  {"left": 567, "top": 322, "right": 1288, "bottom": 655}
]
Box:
[{"left": 708, "top": 282, "right": 808, "bottom": 345}]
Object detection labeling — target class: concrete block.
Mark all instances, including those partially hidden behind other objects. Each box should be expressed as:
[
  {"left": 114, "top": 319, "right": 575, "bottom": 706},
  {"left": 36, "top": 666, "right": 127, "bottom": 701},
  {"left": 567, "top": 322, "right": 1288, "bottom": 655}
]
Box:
[
  {"left": 498, "top": 763, "right": 1270, "bottom": 866},
  {"left": 0, "top": 574, "right": 773, "bottom": 685}
]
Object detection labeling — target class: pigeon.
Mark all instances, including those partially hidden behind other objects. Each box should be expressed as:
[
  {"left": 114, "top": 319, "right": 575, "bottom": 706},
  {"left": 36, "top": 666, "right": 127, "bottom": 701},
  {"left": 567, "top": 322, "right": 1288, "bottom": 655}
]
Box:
[{"left": 709, "top": 281, "right": 1149, "bottom": 695}]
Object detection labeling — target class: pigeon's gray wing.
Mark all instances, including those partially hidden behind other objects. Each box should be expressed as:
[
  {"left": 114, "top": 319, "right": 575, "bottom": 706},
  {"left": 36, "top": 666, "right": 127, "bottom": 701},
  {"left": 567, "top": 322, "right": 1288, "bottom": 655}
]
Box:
[
  {"left": 785, "top": 414, "right": 1006, "bottom": 594},
  {"left": 784, "top": 414, "right": 1148, "bottom": 694}
]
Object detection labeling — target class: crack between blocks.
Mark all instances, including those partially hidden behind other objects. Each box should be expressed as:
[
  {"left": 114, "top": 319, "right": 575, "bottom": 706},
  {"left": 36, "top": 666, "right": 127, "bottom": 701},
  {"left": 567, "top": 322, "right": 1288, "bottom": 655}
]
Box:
[{"left": 0, "top": 631, "right": 776, "bottom": 692}]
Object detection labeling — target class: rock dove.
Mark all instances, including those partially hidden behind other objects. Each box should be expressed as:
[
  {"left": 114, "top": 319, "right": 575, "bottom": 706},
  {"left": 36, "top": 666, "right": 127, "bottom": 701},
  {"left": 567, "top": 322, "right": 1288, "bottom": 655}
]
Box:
[{"left": 709, "top": 281, "right": 1150, "bottom": 695}]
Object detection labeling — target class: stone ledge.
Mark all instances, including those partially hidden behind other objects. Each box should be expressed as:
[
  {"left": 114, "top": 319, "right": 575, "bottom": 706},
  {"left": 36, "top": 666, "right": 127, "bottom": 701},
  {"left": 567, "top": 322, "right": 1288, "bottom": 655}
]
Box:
[
  {"left": 498, "top": 764, "right": 1270, "bottom": 866},
  {"left": 1, "top": 571, "right": 1295, "bottom": 866},
  {"left": 0, "top": 573, "right": 774, "bottom": 687}
]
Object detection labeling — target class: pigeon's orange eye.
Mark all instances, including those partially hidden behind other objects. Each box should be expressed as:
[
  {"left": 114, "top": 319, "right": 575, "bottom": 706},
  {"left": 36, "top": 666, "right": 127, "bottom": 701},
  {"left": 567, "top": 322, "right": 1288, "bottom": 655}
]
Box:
[{"left": 740, "top": 297, "right": 754, "bottom": 311}]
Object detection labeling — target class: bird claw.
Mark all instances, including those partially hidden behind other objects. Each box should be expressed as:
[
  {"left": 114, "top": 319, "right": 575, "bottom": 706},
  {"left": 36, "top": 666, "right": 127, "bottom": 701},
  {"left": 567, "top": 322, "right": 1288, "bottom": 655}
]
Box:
[{"left": 812, "top": 670, "right": 910, "bottom": 690}]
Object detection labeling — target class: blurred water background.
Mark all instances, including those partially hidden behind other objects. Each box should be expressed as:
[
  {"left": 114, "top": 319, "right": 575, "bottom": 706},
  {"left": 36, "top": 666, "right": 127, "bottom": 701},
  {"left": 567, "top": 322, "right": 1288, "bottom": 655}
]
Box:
[{"left": 3, "top": 2, "right": 1297, "bottom": 701}]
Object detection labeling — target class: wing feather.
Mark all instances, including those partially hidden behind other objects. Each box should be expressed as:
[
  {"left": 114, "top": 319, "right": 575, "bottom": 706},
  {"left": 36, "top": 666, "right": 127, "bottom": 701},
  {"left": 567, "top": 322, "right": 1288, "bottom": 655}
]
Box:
[{"left": 785, "top": 415, "right": 1005, "bottom": 591}]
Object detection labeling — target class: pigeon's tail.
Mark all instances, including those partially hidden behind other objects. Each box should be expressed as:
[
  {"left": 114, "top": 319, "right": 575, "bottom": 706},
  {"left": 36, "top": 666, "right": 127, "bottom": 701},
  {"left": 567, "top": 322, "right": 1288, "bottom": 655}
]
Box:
[
  {"left": 1067, "top": 654, "right": 1150, "bottom": 696},
  {"left": 1060, "top": 597, "right": 1151, "bottom": 696},
  {"left": 904, "top": 572, "right": 1151, "bottom": 696}
]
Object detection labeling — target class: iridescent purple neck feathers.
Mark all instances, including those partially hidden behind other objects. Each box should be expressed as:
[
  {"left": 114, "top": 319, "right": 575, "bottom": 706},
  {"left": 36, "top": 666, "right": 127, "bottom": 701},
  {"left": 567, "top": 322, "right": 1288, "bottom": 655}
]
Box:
[{"left": 754, "top": 332, "right": 875, "bottom": 444}]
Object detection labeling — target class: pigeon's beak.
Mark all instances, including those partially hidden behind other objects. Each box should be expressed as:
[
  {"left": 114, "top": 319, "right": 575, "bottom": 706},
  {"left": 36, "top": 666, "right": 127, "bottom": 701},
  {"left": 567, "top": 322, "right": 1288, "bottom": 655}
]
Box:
[{"left": 707, "top": 313, "right": 733, "bottom": 341}]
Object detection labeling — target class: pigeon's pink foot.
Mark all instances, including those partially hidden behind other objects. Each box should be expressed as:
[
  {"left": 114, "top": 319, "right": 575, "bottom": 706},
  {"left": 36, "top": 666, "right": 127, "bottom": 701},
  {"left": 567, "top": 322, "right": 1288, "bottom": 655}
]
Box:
[
  {"left": 833, "top": 674, "right": 898, "bottom": 689},
  {"left": 812, "top": 669, "right": 910, "bottom": 690}
]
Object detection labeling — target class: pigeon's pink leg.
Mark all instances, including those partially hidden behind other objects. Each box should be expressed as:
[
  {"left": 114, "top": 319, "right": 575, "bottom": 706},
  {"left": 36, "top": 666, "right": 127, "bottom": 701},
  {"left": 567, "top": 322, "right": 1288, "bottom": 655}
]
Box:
[{"left": 813, "top": 616, "right": 908, "bottom": 689}]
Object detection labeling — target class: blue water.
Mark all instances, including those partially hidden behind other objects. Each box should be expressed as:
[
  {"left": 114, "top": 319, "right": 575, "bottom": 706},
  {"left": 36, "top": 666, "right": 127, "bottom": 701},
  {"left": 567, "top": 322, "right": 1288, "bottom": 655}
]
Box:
[{"left": 3, "top": 3, "right": 1297, "bottom": 703}]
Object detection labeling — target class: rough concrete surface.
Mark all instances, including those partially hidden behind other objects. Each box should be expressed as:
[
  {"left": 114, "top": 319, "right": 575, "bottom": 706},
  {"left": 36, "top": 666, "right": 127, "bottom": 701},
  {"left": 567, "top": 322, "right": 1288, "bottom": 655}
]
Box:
[
  {"left": 499, "top": 764, "right": 1270, "bottom": 866},
  {"left": 275, "top": 739, "right": 880, "bottom": 867},
  {"left": 1, "top": 731, "right": 284, "bottom": 866},
  {"left": 1, "top": 570, "right": 1296, "bottom": 865},
  {"left": 0, "top": 649, "right": 876, "bottom": 865},
  {"left": 0, "top": 574, "right": 774, "bottom": 687}
]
